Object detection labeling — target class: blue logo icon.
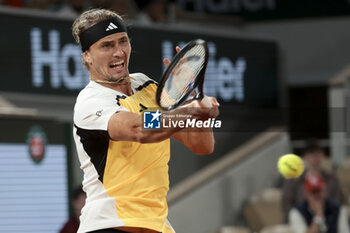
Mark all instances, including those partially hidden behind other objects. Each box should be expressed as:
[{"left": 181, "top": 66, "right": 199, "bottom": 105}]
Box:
[{"left": 143, "top": 110, "right": 161, "bottom": 129}]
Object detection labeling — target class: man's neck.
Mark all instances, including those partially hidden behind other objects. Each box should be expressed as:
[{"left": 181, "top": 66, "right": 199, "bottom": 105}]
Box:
[
  {"left": 90, "top": 76, "right": 134, "bottom": 95},
  {"left": 115, "top": 83, "right": 133, "bottom": 96},
  {"left": 99, "top": 82, "right": 133, "bottom": 96}
]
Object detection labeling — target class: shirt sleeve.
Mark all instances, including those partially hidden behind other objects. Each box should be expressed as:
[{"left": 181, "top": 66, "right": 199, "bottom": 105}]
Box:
[
  {"left": 74, "top": 94, "right": 129, "bottom": 131},
  {"left": 289, "top": 208, "right": 307, "bottom": 233}
]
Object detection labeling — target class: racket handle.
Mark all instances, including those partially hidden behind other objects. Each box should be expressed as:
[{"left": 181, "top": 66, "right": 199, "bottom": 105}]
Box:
[
  {"left": 186, "top": 92, "right": 203, "bottom": 102},
  {"left": 186, "top": 95, "right": 212, "bottom": 108},
  {"left": 196, "top": 92, "right": 204, "bottom": 100}
]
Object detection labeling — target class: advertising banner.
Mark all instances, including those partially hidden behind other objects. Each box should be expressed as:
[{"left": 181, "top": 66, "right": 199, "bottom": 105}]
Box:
[
  {"left": 0, "top": 11, "right": 277, "bottom": 107},
  {"left": 0, "top": 117, "right": 69, "bottom": 232}
]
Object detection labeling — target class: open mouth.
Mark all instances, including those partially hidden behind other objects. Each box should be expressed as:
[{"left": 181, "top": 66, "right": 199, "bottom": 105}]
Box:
[{"left": 109, "top": 60, "right": 124, "bottom": 71}]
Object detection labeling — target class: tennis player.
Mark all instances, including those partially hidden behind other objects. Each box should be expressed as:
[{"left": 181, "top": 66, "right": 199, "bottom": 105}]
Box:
[{"left": 72, "top": 8, "right": 219, "bottom": 233}]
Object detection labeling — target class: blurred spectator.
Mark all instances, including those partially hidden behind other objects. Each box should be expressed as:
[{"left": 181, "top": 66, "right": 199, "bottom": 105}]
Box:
[
  {"left": 90, "top": 0, "right": 111, "bottom": 9},
  {"left": 135, "top": 0, "right": 168, "bottom": 25},
  {"left": 289, "top": 173, "right": 350, "bottom": 233},
  {"left": 110, "top": 0, "right": 138, "bottom": 19},
  {"left": 59, "top": 186, "right": 86, "bottom": 233},
  {"left": 56, "top": 0, "right": 86, "bottom": 18},
  {"left": 26, "top": 0, "right": 47, "bottom": 10},
  {"left": 3, "top": 0, "right": 24, "bottom": 7},
  {"left": 46, "top": 0, "right": 63, "bottom": 12},
  {"left": 89, "top": 0, "right": 138, "bottom": 20},
  {"left": 282, "top": 140, "right": 343, "bottom": 222}
]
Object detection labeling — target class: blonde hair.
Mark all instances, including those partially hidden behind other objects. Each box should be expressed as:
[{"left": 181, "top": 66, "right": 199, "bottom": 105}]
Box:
[
  {"left": 72, "top": 9, "right": 125, "bottom": 69},
  {"left": 72, "top": 8, "right": 124, "bottom": 45}
]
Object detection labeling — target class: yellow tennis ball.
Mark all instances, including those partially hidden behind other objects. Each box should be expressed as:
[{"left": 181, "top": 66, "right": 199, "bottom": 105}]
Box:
[{"left": 277, "top": 154, "right": 304, "bottom": 179}]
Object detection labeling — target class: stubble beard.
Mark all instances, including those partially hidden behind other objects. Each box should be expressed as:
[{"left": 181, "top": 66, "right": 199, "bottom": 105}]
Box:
[{"left": 106, "top": 72, "right": 129, "bottom": 82}]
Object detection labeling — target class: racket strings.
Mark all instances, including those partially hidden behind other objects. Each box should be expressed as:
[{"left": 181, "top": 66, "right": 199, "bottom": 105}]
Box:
[{"left": 160, "top": 44, "right": 206, "bottom": 107}]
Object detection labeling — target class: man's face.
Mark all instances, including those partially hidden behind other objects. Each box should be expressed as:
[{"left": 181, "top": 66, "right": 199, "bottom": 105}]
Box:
[
  {"left": 306, "top": 187, "right": 326, "bottom": 202},
  {"left": 83, "top": 32, "right": 131, "bottom": 82},
  {"left": 304, "top": 150, "right": 324, "bottom": 171}
]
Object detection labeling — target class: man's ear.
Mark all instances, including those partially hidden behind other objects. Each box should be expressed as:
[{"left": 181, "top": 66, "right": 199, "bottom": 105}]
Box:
[{"left": 83, "top": 51, "right": 92, "bottom": 64}]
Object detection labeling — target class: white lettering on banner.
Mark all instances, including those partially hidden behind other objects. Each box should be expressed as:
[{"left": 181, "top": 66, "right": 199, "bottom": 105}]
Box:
[
  {"left": 31, "top": 28, "right": 60, "bottom": 88},
  {"left": 59, "top": 44, "right": 86, "bottom": 89},
  {"left": 176, "top": 0, "right": 276, "bottom": 13},
  {"left": 161, "top": 40, "right": 246, "bottom": 102},
  {"left": 218, "top": 57, "right": 245, "bottom": 102},
  {"left": 30, "top": 28, "right": 89, "bottom": 90}
]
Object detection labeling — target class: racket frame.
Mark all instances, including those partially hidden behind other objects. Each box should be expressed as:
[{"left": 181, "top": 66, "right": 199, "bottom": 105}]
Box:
[{"left": 156, "top": 39, "right": 209, "bottom": 111}]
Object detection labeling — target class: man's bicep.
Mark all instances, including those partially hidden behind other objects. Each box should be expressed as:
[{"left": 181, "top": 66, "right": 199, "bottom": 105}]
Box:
[{"left": 107, "top": 111, "right": 142, "bottom": 141}]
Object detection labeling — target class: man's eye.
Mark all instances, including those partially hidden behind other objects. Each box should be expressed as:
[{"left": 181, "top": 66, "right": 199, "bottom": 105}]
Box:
[{"left": 103, "top": 44, "right": 112, "bottom": 47}]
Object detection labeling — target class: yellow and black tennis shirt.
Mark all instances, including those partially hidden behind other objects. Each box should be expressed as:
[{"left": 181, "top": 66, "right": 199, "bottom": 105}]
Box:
[{"left": 73, "top": 73, "right": 175, "bottom": 233}]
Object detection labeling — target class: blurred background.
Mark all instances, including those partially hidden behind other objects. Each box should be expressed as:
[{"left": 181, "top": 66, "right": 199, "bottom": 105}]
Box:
[{"left": 0, "top": 0, "right": 350, "bottom": 233}]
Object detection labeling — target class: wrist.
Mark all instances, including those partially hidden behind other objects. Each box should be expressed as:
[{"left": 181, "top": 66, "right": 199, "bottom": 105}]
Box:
[
  {"left": 313, "top": 216, "right": 324, "bottom": 224},
  {"left": 313, "top": 216, "right": 327, "bottom": 233}
]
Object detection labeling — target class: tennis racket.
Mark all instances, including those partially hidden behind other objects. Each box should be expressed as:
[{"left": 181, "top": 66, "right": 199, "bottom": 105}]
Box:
[{"left": 156, "top": 39, "right": 209, "bottom": 111}]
